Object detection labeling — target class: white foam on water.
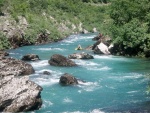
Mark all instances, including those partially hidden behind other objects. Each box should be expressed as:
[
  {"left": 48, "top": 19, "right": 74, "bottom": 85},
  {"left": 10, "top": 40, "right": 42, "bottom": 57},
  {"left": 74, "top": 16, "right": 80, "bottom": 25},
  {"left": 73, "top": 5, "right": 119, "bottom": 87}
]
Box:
[
  {"left": 62, "top": 111, "right": 85, "bottom": 113},
  {"left": 42, "top": 100, "right": 53, "bottom": 108},
  {"left": 94, "top": 55, "right": 114, "bottom": 59},
  {"left": 33, "top": 47, "right": 66, "bottom": 51},
  {"left": 62, "top": 109, "right": 105, "bottom": 113},
  {"left": 87, "top": 66, "right": 111, "bottom": 71},
  {"left": 30, "top": 69, "right": 63, "bottom": 86},
  {"left": 30, "top": 60, "right": 49, "bottom": 68},
  {"left": 89, "top": 109, "right": 105, "bottom": 113},
  {"left": 63, "top": 97, "right": 73, "bottom": 103},
  {"left": 35, "top": 69, "right": 62, "bottom": 76},
  {"left": 109, "top": 73, "right": 144, "bottom": 81},
  {"left": 62, "top": 36, "right": 79, "bottom": 44},
  {"left": 32, "top": 77, "right": 59, "bottom": 86},
  {"left": 94, "top": 55, "right": 131, "bottom": 62},
  {"left": 127, "top": 90, "right": 139, "bottom": 94},
  {"left": 9, "top": 52, "right": 19, "bottom": 55},
  {"left": 79, "top": 35, "right": 96, "bottom": 39},
  {"left": 122, "top": 73, "right": 143, "bottom": 79},
  {"left": 78, "top": 81, "right": 100, "bottom": 92},
  {"left": 75, "top": 60, "right": 99, "bottom": 66}
]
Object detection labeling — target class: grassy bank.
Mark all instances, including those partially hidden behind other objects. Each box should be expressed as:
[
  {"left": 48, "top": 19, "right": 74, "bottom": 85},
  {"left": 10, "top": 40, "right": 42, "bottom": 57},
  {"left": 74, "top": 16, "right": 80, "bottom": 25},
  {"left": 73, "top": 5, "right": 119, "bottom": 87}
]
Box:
[{"left": 0, "top": 0, "right": 112, "bottom": 50}]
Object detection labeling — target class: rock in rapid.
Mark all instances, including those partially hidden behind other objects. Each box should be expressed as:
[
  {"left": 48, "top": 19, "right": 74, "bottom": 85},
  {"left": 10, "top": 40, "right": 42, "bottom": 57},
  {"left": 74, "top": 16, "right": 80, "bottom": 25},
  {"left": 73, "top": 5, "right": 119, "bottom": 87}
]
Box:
[
  {"left": 59, "top": 73, "right": 78, "bottom": 85},
  {"left": 48, "top": 54, "right": 77, "bottom": 66}
]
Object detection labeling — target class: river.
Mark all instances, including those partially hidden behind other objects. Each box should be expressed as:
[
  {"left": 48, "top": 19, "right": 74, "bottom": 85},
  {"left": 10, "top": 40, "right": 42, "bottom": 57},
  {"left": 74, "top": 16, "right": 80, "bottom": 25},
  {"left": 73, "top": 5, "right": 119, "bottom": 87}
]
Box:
[{"left": 7, "top": 33, "right": 150, "bottom": 113}]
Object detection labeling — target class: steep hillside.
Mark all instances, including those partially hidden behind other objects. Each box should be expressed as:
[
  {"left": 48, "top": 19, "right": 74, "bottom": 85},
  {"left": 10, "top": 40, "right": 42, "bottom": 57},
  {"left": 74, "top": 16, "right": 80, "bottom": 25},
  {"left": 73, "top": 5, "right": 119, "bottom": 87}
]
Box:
[{"left": 0, "top": 0, "right": 112, "bottom": 50}]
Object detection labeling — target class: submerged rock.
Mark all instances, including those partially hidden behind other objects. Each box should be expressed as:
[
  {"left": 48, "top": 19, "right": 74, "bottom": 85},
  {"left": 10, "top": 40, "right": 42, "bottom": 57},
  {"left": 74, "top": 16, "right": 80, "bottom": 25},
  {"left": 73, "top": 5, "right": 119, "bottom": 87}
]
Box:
[
  {"left": 48, "top": 54, "right": 77, "bottom": 67},
  {"left": 0, "top": 57, "right": 42, "bottom": 112},
  {"left": 68, "top": 52, "right": 94, "bottom": 59},
  {"left": 43, "top": 71, "right": 51, "bottom": 75},
  {"left": 21, "top": 54, "right": 40, "bottom": 61},
  {"left": 59, "top": 73, "right": 78, "bottom": 85}
]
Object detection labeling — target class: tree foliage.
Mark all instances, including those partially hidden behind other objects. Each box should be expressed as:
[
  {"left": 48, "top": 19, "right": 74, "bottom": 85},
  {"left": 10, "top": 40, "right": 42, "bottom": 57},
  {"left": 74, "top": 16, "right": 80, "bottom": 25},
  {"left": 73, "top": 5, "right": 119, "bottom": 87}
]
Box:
[
  {"left": 0, "top": 33, "right": 10, "bottom": 50},
  {"left": 110, "top": 0, "right": 150, "bottom": 57}
]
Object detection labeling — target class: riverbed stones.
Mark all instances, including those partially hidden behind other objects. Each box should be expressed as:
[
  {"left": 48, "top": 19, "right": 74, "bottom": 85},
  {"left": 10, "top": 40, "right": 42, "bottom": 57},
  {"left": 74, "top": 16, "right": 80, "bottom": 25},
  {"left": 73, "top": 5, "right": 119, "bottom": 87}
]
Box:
[
  {"left": 48, "top": 54, "right": 77, "bottom": 66},
  {"left": 59, "top": 73, "right": 78, "bottom": 85},
  {"left": 0, "top": 57, "right": 43, "bottom": 112}
]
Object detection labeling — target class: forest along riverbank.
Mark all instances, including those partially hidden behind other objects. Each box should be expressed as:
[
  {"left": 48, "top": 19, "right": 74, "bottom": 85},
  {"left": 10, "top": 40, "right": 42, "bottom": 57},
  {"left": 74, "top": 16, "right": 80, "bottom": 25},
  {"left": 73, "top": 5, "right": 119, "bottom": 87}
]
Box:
[{"left": 4, "top": 33, "right": 150, "bottom": 113}]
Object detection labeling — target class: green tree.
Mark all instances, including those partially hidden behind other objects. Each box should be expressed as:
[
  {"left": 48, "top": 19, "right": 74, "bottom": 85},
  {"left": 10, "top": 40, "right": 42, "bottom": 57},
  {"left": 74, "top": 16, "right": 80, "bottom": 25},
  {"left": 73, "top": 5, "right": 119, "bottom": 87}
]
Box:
[{"left": 110, "top": 0, "right": 150, "bottom": 57}]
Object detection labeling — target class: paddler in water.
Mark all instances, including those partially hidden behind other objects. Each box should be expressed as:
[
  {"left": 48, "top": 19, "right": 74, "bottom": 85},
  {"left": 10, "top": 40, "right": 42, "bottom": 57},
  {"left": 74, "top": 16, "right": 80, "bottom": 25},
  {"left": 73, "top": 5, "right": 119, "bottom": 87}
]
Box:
[{"left": 76, "top": 44, "right": 82, "bottom": 50}]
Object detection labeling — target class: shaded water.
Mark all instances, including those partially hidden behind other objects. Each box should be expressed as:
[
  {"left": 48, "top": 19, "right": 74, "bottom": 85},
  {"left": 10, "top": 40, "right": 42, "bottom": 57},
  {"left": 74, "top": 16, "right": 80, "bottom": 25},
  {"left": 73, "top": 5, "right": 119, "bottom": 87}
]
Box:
[{"left": 8, "top": 33, "right": 150, "bottom": 113}]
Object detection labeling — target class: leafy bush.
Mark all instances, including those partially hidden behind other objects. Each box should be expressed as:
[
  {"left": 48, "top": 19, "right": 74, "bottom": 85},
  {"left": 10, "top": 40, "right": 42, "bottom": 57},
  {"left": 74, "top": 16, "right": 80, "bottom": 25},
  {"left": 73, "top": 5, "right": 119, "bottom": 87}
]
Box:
[
  {"left": 0, "top": 33, "right": 10, "bottom": 50},
  {"left": 110, "top": 0, "right": 150, "bottom": 57}
]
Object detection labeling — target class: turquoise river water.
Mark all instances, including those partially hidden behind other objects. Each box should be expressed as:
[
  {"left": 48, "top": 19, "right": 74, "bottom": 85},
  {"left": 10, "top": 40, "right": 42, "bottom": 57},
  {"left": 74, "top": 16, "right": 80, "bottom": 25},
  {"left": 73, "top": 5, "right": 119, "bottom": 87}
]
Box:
[{"left": 8, "top": 33, "right": 150, "bottom": 113}]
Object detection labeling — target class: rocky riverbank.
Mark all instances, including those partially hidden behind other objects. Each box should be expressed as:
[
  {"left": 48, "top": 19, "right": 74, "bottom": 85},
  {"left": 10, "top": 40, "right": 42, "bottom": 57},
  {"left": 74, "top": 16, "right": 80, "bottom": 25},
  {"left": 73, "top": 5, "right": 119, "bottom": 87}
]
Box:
[{"left": 0, "top": 55, "right": 43, "bottom": 112}]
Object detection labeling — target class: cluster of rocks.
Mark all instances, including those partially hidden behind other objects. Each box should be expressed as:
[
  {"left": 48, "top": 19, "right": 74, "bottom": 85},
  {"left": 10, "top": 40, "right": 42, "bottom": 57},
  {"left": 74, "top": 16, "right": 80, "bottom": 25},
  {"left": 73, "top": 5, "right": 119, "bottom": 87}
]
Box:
[
  {"left": 0, "top": 55, "right": 43, "bottom": 112},
  {"left": 86, "top": 33, "right": 113, "bottom": 55},
  {"left": 0, "top": 32, "right": 114, "bottom": 112}
]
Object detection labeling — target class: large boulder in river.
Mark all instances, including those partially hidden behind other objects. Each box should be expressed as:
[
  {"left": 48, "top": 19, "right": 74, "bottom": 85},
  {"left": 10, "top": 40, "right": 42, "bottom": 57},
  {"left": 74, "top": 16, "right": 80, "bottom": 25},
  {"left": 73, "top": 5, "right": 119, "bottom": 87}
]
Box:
[
  {"left": 59, "top": 73, "right": 78, "bottom": 85},
  {"left": 0, "top": 57, "right": 42, "bottom": 112},
  {"left": 21, "top": 54, "right": 40, "bottom": 61},
  {"left": 94, "top": 42, "right": 110, "bottom": 55},
  {"left": 68, "top": 52, "right": 94, "bottom": 59},
  {"left": 48, "top": 54, "right": 77, "bottom": 66}
]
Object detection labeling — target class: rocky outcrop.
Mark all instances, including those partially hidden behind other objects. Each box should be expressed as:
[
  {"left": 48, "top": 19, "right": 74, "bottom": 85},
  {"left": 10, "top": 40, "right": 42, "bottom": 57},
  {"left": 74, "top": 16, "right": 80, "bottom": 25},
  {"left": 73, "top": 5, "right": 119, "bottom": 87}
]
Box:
[
  {"left": 0, "top": 76, "right": 42, "bottom": 112},
  {"left": 36, "top": 30, "right": 50, "bottom": 44},
  {"left": 81, "top": 29, "right": 88, "bottom": 34},
  {"left": 94, "top": 42, "right": 110, "bottom": 55},
  {"left": 0, "top": 15, "right": 33, "bottom": 49},
  {"left": 59, "top": 73, "right": 78, "bottom": 85},
  {"left": 92, "top": 35, "right": 101, "bottom": 41},
  {"left": 92, "top": 28, "right": 97, "bottom": 33},
  {"left": 0, "top": 57, "right": 35, "bottom": 76},
  {"left": 92, "top": 40, "right": 101, "bottom": 50},
  {"left": 21, "top": 54, "right": 40, "bottom": 61},
  {"left": 68, "top": 52, "right": 94, "bottom": 59},
  {"left": 48, "top": 54, "right": 77, "bottom": 67},
  {"left": 7, "top": 28, "right": 33, "bottom": 49},
  {"left": 0, "top": 57, "right": 43, "bottom": 112}
]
